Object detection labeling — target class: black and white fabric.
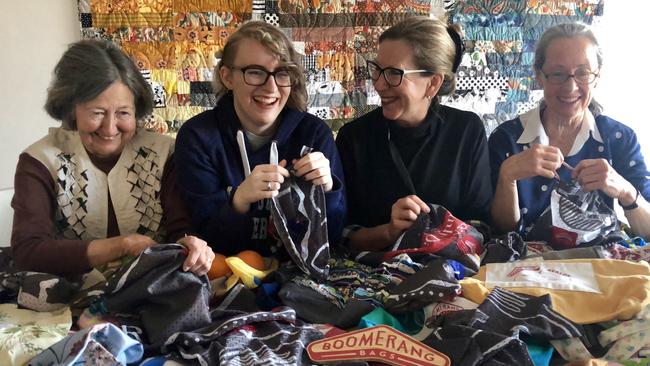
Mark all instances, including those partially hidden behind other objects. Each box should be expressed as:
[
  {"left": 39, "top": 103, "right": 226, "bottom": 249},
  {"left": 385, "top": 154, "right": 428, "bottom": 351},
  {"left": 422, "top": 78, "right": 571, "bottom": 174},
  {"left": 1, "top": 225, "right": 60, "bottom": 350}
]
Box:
[
  {"left": 469, "top": 287, "right": 584, "bottom": 340},
  {"left": 481, "top": 232, "right": 528, "bottom": 265},
  {"left": 422, "top": 324, "right": 534, "bottom": 366},
  {"left": 456, "top": 76, "right": 509, "bottom": 91},
  {"left": 383, "top": 258, "right": 461, "bottom": 313},
  {"left": 527, "top": 179, "right": 621, "bottom": 250},
  {"left": 270, "top": 154, "right": 330, "bottom": 281},
  {"left": 251, "top": 0, "right": 265, "bottom": 19},
  {"left": 302, "top": 54, "right": 317, "bottom": 71},
  {"left": 164, "top": 284, "right": 323, "bottom": 366}
]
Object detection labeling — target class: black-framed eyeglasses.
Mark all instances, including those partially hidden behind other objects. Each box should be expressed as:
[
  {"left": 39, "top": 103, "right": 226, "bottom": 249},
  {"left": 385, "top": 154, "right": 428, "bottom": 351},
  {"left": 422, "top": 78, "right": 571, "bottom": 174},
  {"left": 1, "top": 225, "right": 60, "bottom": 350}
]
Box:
[
  {"left": 540, "top": 68, "right": 600, "bottom": 85},
  {"left": 366, "top": 60, "right": 433, "bottom": 87},
  {"left": 230, "top": 65, "right": 295, "bottom": 87}
]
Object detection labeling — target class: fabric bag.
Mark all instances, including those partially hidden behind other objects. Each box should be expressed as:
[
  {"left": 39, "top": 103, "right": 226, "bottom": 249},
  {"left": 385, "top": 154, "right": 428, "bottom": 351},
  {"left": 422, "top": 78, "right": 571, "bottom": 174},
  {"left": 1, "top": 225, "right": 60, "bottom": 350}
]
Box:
[
  {"left": 388, "top": 204, "right": 484, "bottom": 272},
  {"left": 527, "top": 179, "right": 619, "bottom": 250},
  {"left": 269, "top": 145, "right": 330, "bottom": 281}
]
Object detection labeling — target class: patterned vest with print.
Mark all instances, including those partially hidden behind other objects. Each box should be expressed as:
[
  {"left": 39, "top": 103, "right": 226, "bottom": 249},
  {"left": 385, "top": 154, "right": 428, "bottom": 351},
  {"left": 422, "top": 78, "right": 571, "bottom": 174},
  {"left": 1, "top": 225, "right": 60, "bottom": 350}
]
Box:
[{"left": 24, "top": 128, "right": 174, "bottom": 242}]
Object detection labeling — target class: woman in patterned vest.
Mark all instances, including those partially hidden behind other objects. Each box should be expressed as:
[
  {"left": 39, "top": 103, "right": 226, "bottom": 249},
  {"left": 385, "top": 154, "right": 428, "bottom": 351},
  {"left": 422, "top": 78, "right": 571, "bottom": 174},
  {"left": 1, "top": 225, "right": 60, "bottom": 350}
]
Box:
[{"left": 11, "top": 39, "right": 214, "bottom": 276}]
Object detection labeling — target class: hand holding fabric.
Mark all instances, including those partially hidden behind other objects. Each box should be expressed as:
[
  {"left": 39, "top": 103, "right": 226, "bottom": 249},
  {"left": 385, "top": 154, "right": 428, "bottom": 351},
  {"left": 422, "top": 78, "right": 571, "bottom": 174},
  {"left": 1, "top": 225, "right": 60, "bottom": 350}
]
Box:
[
  {"left": 232, "top": 160, "right": 289, "bottom": 213},
  {"left": 292, "top": 151, "right": 333, "bottom": 192},
  {"left": 388, "top": 195, "right": 431, "bottom": 241},
  {"left": 501, "top": 144, "right": 564, "bottom": 181},
  {"left": 87, "top": 234, "right": 155, "bottom": 268},
  {"left": 572, "top": 158, "right": 637, "bottom": 204},
  {"left": 177, "top": 235, "right": 214, "bottom": 276}
]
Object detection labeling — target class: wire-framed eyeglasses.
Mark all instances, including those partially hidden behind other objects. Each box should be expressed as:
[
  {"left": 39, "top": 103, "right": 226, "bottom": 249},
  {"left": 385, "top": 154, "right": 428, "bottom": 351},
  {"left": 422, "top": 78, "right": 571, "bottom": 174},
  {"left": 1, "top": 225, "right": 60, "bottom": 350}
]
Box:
[
  {"left": 230, "top": 65, "right": 295, "bottom": 87},
  {"left": 540, "top": 68, "right": 599, "bottom": 85},
  {"left": 366, "top": 60, "right": 433, "bottom": 87}
]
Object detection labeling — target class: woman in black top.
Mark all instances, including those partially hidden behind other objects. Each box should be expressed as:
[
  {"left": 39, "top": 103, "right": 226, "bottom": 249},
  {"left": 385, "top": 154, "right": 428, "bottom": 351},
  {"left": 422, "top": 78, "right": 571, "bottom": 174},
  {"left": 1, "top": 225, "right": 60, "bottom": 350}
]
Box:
[{"left": 336, "top": 16, "right": 492, "bottom": 251}]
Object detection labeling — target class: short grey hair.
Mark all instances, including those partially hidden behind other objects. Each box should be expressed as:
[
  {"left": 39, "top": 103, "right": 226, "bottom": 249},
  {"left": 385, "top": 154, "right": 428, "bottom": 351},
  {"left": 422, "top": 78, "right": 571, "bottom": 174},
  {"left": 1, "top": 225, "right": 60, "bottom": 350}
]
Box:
[
  {"left": 45, "top": 39, "right": 153, "bottom": 130},
  {"left": 534, "top": 22, "right": 603, "bottom": 115}
]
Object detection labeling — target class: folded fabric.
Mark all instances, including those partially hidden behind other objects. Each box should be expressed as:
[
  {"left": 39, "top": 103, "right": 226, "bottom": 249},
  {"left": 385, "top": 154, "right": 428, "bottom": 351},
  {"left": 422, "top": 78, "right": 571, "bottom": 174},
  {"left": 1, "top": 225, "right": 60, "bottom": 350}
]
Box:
[
  {"left": 421, "top": 324, "right": 534, "bottom": 365},
  {"left": 0, "top": 304, "right": 71, "bottom": 366},
  {"left": 461, "top": 259, "right": 650, "bottom": 324},
  {"left": 164, "top": 284, "right": 323, "bottom": 366},
  {"left": 17, "top": 272, "right": 79, "bottom": 312},
  {"left": 485, "top": 260, "right": 602, "bottom": 293},
  {"left": 481, "top": 232, "right": 527, "bottom": 265},
  {"left": 469, "top": 287, "right": 583, "bottom": 340},
  {"left": 382, "top": 259, "right": 461, "bottom": 313},
  {"left": 28, "top": 322, "right": 143, "bottom": 365}
]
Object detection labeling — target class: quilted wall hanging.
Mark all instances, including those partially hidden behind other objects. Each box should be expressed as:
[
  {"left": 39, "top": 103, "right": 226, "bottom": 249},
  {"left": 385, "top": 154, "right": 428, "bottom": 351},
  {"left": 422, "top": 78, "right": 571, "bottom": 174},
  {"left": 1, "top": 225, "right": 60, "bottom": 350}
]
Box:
[{"left": 77, "top": 0, "right": 604, "bottom": 136}]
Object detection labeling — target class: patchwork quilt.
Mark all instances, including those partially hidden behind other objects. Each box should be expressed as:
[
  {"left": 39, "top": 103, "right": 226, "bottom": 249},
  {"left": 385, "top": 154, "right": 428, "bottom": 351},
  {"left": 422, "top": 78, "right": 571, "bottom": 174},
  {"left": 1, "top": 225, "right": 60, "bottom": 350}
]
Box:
[{"left": 76, "top": 0, "right": 604, "bottom": 136}]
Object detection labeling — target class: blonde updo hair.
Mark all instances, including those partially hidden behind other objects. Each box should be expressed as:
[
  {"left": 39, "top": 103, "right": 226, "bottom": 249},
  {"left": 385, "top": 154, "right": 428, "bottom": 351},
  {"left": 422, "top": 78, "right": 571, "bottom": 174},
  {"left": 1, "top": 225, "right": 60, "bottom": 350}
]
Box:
[{"left": 379, "top": 16, "right": 464, "bottom": 99}]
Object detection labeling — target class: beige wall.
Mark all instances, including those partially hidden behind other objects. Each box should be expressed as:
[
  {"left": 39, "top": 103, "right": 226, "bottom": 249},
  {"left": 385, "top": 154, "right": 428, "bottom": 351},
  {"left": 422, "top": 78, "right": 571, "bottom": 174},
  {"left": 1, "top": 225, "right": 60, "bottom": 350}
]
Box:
[{"left": 0, "top": 1, "right": 79, "bottom": 190}]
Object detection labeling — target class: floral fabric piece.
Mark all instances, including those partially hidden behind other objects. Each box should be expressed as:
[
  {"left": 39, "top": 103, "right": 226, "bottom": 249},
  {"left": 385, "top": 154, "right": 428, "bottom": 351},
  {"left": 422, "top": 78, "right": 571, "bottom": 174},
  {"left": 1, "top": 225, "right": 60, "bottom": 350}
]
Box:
[{"left": 0, "top": 304, "right": 71, "bottom": 366}]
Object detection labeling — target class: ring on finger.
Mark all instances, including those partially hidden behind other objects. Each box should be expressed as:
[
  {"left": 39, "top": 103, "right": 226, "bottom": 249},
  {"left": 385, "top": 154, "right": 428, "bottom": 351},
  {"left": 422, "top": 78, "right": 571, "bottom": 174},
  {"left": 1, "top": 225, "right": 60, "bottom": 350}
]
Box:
[{"left": 266, "top": 181, "right": 272, "bottom": 191}]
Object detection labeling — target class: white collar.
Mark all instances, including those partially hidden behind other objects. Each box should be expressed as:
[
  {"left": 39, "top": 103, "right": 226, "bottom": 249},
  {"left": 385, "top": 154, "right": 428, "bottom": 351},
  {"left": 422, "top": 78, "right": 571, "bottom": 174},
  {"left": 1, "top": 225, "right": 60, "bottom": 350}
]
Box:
[{"left": 516, "top": 105, "right": 603, "bottom": 156}]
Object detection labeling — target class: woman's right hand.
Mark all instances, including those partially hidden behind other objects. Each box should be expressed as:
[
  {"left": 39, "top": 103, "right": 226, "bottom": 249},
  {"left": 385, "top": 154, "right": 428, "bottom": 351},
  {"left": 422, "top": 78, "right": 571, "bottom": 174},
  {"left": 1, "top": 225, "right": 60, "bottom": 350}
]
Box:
[
  {"left": 387, "top": 195, "right": 430, "bottom": 241},
  {"left": 500, "top": 144, "right": 564, "bottom": 182},
  {"left": 87, "top": 234, "right": 156, "bottom": 268},
  {"left": 232, "top": 161, "right": 290, "bottom": 214}
]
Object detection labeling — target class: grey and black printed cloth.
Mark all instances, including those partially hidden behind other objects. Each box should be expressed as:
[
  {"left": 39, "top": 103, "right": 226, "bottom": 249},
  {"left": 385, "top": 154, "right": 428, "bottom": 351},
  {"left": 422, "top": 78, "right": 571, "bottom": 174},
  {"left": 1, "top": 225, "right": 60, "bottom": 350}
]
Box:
[
  {"left": 422, "top": 323, "right": 535, "bottom": 366},
  {"left": 279, "top": 255, "right": 460, "bottom": 327},
  {"left": 270, "top": 165, "right": 330, "bottom": 281},
  {"left": 164, "top": 284, "right": 324, "bottom": 366},
  {"left": 98, "top": 244, "right": 212, "bottom": 351},
  {"left": 468, "top": 287, "right": 584, "bottom": 340},
  {"left": 527, "top": 179, "right": 621, "bottom": 250},
  {"left": 0, "top": 247, "right": 79, "bottom": 311}
]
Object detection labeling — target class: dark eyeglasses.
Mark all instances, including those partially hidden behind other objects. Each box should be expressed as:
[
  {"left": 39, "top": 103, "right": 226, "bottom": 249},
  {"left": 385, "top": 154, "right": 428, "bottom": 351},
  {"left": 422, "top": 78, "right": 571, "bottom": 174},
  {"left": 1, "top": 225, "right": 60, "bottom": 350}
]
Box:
[
  {"left": 230, "top": 65, "right": 295, "bottom": 87},
  {"left": 366, "top": 60, "right": 433, "bottom": 87},
  {"left": 540, "top": 68, "right": 599, "bottom": 85}
]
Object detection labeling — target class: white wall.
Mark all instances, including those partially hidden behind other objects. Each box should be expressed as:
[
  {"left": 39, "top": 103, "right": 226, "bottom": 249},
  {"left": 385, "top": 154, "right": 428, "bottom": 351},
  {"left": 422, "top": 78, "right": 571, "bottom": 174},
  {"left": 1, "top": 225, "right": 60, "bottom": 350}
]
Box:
[
  {"left": 0, "top": 1, "right": 79, "bottom": 190},
  {"left": 595, "top": 1, "right": 650, "bottom": 161},
  {"left": 0, "top": 1, "right": 78, "bottom": 244}
]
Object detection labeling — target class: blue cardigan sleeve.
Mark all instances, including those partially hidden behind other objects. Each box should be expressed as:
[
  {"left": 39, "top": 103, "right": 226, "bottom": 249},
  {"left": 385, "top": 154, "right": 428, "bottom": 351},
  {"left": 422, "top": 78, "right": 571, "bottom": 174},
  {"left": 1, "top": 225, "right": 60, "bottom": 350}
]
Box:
[
  {"left": 174, "top": 117, "right": 253, "bottom": 254},
  {"left": 606, "top": 120, "right": 650, "bottom": 202}
]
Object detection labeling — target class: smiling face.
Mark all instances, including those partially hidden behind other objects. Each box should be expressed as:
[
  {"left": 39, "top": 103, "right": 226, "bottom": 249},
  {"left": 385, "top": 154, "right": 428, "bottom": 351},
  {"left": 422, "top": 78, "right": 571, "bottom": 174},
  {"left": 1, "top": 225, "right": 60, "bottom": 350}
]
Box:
[
  {"left": 537, "top": 36, "right": 600, "bottom": 122},
  {"left": 74, "top": 81, "right": 137, "bottom": 159},
  {"left": 220, "top": 38, "right": 291, "bottom": 135},
  {"left": 373, "top": 39, "right": 440, "bottom": 127}
]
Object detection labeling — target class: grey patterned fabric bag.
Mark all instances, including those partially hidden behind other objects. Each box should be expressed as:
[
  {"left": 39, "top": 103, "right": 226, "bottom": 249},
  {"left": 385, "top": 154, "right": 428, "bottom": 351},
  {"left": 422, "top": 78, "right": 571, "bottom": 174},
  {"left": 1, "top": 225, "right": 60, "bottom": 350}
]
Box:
[
  {"left": 270, "top": 170, "right": 330, "bottom": 281},
  {"left": 527, "top": 179, "right": 620, "bottom": 250}
]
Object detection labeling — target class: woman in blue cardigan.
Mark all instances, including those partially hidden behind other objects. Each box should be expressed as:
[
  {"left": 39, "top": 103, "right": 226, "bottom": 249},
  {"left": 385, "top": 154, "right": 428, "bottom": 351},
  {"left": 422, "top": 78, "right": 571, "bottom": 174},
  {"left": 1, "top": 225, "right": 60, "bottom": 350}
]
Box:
[{"left": 489, "top": 22, "right": 650, "bottom": 238}]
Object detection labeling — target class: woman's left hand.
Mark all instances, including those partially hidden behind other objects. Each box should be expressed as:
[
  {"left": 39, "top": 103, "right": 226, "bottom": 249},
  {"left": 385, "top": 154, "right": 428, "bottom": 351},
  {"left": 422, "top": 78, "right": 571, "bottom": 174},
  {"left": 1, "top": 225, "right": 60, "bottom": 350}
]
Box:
[
  {"left": 292, "top": 152, "right": 333, "bottom": 192},
  {"left": 572, "top": 158, "right": 637, "bottom": 203},
  {"left": 177, "top": 235, "right": 214, "bottom": 276}
]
